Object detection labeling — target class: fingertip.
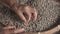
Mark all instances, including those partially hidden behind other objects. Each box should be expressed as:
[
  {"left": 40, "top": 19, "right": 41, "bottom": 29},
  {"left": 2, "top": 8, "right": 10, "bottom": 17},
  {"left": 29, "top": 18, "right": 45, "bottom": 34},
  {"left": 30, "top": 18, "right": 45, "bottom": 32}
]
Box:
[{"left": 27, "top": 18, "right": 31, "bottom": 23}]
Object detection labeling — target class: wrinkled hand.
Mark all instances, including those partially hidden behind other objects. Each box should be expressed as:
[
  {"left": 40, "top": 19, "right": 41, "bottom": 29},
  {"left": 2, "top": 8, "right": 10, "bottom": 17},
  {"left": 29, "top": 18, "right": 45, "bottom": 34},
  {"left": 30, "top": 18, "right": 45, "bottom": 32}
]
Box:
[
  {"left": 3, "top": 26, "right": 25, "bottom": 34},
  {"left": 12, "top": 4, "right": 38, "bottom": 23}
]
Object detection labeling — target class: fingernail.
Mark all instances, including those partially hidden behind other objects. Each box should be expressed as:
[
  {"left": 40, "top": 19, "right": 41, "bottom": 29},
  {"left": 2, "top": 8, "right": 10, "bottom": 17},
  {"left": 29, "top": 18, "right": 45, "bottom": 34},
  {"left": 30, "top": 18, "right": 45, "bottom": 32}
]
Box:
[
  {"left": 14, "top": 28, "right": 25, "bottom": 33},
  {"left": 20, "top": 28, "right": 25, "bottom": 31}
]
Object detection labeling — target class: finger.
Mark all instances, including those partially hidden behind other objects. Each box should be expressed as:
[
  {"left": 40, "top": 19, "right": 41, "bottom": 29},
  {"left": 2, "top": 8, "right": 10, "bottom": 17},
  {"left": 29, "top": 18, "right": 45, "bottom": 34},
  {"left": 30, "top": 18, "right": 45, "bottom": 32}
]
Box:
[
  {"left": 25, "top": 7, "right": 31, "bottom": 23},
  {"left": 32, "top": 8, "right": 38, "bottom": 21},
  {"left": 16, "top": 11, "right": 26, "bottom": 22},
  {"left": 13, "top": 28, "right": 25, "bottom": 34},
  {"left": 3, "top": 26, "right": 15, "bottom": 30}
]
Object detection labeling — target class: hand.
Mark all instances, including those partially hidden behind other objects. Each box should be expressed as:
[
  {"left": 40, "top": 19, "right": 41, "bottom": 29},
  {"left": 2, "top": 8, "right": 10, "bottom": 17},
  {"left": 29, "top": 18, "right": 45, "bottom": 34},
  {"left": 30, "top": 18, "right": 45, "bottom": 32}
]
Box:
[
  {"left": 0, "top": 0, "right": 38, "bottom": 23},
  {"left": 11, "top": 4, "right": 38, "bottom": 23},
  {"left": 3, "top": 26, "right": 25, "bottom": 34}
]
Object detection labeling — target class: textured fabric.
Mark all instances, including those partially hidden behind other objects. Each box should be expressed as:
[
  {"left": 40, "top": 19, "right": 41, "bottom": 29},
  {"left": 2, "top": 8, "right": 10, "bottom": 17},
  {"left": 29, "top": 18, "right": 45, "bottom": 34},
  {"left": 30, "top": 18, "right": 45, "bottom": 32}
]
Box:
[{"left": 0, "top": 0, "right": 60, "bottom": 32}]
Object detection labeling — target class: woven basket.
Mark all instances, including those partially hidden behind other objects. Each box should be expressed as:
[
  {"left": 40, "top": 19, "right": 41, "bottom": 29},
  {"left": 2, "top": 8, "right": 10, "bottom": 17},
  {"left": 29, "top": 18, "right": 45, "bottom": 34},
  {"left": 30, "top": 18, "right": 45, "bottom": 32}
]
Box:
[{"left": 0, "top": 0, "right": 60, "bottom": 32}]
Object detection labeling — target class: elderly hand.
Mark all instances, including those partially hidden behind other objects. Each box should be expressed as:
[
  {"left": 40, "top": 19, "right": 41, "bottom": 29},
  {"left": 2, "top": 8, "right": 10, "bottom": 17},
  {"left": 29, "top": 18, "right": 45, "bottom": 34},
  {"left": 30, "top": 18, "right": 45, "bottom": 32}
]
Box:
[
  {"left": 2, "top": 26, "right": 25, "bottom": 34},
  {"left": 11, "top": 4, "right": 38, "bottom": 23}
]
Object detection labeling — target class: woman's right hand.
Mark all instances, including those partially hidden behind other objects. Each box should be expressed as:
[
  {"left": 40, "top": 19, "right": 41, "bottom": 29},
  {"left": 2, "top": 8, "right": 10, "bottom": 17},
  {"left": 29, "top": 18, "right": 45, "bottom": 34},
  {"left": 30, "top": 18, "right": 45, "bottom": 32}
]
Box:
[{"left": 11, "top": 4, "right": 38, "bottom": 23}]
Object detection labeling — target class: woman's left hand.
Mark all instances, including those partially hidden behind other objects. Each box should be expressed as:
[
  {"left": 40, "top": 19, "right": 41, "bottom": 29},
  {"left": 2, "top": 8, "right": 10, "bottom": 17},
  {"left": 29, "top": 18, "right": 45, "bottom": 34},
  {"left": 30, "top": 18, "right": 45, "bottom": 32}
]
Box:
[{"left": 3, "top": 26, "right": 25, "bottom": 34}]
